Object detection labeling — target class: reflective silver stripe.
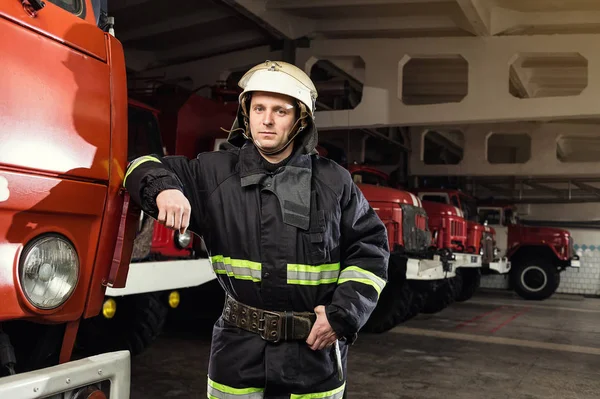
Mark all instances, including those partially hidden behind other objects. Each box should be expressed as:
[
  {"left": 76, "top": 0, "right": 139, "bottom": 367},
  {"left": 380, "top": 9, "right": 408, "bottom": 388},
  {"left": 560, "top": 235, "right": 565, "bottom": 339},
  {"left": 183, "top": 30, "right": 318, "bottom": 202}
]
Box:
[
  {"left": 287, "top": 263, "right": 340, "bottom": 286},
  {"left": 290, "top": 382, "right": 346, "bottom": 399},
  {"left": 207, "top": 378, "right": 264, "bottom": 399},
  {"left": 337, "top": 266, "right": 386, "bottom": 295},
  {"left": 210, "top": 255, "right": 262, "bottom": 282}
]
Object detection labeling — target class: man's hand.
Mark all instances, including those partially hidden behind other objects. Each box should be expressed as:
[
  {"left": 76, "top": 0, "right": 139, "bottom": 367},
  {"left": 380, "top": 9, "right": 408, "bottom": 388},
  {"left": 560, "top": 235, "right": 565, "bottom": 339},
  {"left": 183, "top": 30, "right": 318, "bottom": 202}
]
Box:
[
  {"left": 306, "top": 305, "right": 338, "bottom": 351},
  {"left": 156, "top": 189, "right": 191, "bottom": 233}
]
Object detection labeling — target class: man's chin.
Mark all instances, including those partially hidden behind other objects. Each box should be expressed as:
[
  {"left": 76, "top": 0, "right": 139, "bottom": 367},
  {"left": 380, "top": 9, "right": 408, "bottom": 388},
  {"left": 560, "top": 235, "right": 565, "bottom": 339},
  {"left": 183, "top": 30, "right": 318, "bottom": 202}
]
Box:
[{"left": 254, "top": 140, "right": 279, "bottom": 150}]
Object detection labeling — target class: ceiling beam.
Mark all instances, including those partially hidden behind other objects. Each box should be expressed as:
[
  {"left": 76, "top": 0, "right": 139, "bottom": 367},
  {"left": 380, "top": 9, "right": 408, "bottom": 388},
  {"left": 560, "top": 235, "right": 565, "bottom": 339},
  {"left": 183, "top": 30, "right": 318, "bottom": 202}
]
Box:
[
  {"left": 267, "top": 0, "right": 446, "bottom": 9},
  {"left": 317, "top": 15, "right": 459, "bottom": 35},
  {"left": 492, "top": 9, "right": 600, "bottom": 35},
  {"left": 226, "top": 0, "right": 315, "bottom": 39},
  {"left": 154, "top": 30, "right": 266, "bottom": 67},
  {"left": 454, "top": 0, "right": 491, "bottom": 36},
  {"left": 118, "top": 10, "right": 229, "bottom": 42},
  {"left": 523, "top": 181, "right": 568, "bottom": 198},
  {"left": 571, "top": 181, "right": 600, "bottom": 198}
]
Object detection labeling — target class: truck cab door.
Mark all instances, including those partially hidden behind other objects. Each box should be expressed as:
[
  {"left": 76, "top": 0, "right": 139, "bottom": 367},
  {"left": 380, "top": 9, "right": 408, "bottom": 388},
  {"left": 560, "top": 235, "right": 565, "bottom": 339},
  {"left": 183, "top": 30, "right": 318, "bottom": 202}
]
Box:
[{"left": 0, "top": 0, "right": 110, "bottom": 181}]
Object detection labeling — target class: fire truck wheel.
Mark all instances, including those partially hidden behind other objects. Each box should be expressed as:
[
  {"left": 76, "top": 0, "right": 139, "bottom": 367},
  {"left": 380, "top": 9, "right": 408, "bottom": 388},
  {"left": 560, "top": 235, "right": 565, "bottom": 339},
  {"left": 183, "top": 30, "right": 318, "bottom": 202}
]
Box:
[
  {"left": 421, "top": 276, "right": 461, "bottom": 314},
  {"left": 361, "top": 256, "right": 411, "bottom": 333},
  {"left": 77, "top": 293, "right": 168, "bottom": 356},
  {"left": 455, "top": 269, "right": 481, "bottom": 302},
  {"left": 512, "top": 259, "right": 560, "bottom": 300},
  {"left": 401, "top": 284, "right": 427, "bottom": 323}
]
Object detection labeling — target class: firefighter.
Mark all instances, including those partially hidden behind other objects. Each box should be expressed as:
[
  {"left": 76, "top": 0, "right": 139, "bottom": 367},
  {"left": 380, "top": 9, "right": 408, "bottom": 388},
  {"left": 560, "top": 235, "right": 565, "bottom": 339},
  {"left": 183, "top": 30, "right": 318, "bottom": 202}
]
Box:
[{"left": 123, "top": 60, "right": 390, "bottom": 398}]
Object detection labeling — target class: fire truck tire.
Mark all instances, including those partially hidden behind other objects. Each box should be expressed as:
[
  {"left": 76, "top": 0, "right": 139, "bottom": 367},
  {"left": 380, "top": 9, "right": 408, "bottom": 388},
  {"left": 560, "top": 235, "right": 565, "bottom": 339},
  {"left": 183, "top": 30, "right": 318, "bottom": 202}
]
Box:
[
  {"left": 455, "top": 269, "right": 481, "bottom": 302},
  {"left": 362, "top": 256, "right": 411, "bottom": 333},
  {"left": 512, "top": 259, "right": 560, "bottom": 300},
  {"left": 77, "top": 293, "right": 168, "bottom": 356},
  {"left": 401, "top": 285, "right": 427, "bottom": 323},
  {"left": 421, "top": 276, "right": 461, "bottom": 314}
]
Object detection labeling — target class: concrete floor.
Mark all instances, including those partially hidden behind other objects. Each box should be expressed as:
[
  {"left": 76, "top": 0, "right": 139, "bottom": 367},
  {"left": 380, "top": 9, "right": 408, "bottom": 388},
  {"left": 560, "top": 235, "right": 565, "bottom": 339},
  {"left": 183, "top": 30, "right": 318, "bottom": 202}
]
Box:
[{"left": 130, "top": 289, "right": 600, "bottom": 398}]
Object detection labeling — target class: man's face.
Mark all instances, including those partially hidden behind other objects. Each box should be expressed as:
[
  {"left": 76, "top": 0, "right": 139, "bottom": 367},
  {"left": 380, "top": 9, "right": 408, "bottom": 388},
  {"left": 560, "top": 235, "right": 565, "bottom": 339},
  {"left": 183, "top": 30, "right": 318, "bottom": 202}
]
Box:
[{"left": 248, "top": 91, "right": 297, "bottom": 152}]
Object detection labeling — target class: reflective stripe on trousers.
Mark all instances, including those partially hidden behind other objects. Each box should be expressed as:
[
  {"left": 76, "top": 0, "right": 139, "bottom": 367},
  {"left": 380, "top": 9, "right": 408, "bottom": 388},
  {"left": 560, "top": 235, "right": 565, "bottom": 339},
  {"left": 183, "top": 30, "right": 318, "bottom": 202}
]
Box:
[
  {"left": 290, "top": 382, "right": 346, "bottom": 399},
  {"left": 207, "top": 378, "right": 264, "bottom": 399},
  {"left": 207, "top": 379, "right": 346, "bottom": 399}
]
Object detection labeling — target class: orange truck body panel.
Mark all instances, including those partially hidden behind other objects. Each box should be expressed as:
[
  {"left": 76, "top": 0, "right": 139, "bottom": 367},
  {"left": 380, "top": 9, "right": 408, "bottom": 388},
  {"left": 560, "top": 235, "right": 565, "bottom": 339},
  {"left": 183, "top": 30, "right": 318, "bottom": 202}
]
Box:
[{"left": 0, "top": 0, "right": 131, "bottom": 332}]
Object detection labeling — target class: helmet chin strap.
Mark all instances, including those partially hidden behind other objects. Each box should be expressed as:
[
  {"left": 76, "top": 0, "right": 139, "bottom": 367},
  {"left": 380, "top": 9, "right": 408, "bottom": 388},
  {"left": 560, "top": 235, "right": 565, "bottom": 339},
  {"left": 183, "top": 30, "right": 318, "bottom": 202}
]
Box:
[
  {"left": 253, "top": 123, "right": 305, "bottom": 157},
  {"left": 239, "top": 94, "right": 309, "bottom": 157}
]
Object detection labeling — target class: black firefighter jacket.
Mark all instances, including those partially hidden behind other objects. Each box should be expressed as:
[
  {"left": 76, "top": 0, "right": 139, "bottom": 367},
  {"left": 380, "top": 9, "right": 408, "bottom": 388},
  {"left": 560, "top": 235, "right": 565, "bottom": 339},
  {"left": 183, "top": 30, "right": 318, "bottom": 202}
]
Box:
[{"left": 123, "top": 116, "right": 390, "bottom": 395}]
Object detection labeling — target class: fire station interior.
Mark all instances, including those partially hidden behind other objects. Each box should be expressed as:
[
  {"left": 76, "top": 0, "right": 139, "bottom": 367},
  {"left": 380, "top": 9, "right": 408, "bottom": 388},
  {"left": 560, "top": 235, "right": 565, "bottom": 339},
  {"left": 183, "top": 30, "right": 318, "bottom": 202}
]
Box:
[{"left": 104, "top": 0, "right": 600, "bottom": 397}]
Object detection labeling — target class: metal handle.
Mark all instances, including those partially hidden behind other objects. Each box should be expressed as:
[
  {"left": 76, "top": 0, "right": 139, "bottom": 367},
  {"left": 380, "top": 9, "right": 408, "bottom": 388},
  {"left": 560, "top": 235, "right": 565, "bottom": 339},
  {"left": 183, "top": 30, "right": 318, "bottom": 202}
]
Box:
[{"left": 22, "top": 0, "right": 45, "bottom": 17}]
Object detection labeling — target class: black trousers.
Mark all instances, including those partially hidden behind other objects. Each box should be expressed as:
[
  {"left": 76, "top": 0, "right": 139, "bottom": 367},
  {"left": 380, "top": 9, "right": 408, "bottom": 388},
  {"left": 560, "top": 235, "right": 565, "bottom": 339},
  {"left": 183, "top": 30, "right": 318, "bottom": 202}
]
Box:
[{"left": 207, "top": 317, "right": 348, "bottom": 398}]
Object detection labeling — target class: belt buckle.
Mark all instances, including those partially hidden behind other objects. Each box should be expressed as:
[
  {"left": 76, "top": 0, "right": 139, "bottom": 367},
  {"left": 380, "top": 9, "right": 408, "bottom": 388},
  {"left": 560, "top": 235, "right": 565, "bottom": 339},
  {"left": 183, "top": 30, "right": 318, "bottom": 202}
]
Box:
[{"left": 258, "top": 310, "right": 282, "bottom": 343}]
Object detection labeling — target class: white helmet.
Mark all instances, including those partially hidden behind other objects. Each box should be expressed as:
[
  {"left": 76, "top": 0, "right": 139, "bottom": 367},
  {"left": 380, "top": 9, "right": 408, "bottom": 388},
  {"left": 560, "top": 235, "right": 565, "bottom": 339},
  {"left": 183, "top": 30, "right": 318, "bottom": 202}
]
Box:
[
  {"left": 238, "top": 60, "right": 318, "bottom": 118},
  {"left": 235, "top": 60, "right": 319, "bottom": 156}
]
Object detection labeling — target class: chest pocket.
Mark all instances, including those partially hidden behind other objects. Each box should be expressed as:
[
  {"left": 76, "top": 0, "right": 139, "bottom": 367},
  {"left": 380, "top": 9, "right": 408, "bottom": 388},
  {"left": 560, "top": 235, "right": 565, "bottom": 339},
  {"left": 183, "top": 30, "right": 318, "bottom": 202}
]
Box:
[{"left": 300, "top": 190, "right": 330, "bottom": 265}]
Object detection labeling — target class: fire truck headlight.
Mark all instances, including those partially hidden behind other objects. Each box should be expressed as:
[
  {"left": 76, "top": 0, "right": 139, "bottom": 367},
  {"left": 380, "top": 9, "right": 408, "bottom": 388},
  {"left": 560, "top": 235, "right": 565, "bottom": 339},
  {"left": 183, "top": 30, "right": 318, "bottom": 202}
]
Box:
[
  {"left": 18, "top": 235, "right": 79, "bottom": 310},
  {"left": 175, "top": 230, "right": 192, "bottom": 248}
]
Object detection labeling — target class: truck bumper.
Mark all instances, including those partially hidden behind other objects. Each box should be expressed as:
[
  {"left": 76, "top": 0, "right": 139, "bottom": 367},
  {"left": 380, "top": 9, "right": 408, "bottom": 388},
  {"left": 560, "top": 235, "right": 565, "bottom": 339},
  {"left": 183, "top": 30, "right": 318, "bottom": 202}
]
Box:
[
  {"left": 105, "top": 258, "right": 216, "bottom": 296},
  {"left": 489, "top": 257, "right": 511, "bottom": 274},
  {"left": 452, "top": 253, "right": 482, "bottom": 268},
  {"left": 0, "top": 350, "right": 130, "bottom": 399},
  {"left": 406, "top": 256, "right": 456, "bottom": 280}
]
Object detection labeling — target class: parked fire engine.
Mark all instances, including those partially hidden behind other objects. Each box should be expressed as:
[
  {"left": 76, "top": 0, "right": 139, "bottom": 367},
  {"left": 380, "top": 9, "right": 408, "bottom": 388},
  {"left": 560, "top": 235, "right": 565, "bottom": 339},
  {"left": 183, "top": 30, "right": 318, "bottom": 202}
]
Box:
[
  {"left": 412, "top": 189, "right": 510, "bottom": 309},
  {"left": 1, "top": 0, "right": 133, "bottom": 397},
  {"left": 412, "top": 189, "right": 577, "bottom": 299},
  {"left": 477, "top": 202, "right": 580, "bottom": 300},
  {"left": 324, "top": 165, "right": 454, "bottom": 332}
]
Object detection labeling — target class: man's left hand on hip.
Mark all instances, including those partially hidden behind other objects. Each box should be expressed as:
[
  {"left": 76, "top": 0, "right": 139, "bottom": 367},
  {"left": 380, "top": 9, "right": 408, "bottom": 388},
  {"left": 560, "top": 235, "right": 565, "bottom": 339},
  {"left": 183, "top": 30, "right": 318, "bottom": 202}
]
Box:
[{"left": 306, "top": 305, "right": 338, "bottom": 351}]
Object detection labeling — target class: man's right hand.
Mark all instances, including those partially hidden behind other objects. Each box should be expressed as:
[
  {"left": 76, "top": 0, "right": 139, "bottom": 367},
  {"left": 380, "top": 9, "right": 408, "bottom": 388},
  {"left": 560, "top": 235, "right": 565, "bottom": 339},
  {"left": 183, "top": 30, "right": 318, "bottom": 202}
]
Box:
[{"left": 156, "top": 189, "right": 191, "bottom": 234}]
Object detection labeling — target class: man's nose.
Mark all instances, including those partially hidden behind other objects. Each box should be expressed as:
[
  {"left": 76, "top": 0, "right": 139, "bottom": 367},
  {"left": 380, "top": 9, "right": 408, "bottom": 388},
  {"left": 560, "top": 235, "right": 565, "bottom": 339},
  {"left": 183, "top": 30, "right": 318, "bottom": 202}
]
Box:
[{"left": 262, "top": 111, "right": 274, "bottom": 126}]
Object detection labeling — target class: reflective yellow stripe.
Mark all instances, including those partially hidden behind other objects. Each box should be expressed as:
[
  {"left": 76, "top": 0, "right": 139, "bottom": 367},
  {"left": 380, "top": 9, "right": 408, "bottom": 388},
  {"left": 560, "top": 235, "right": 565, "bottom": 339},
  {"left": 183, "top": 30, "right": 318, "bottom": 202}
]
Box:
[
  {"left": 123, "top": 155, "right": 162, "bottom": 187},
  {"left": 337, "top": 266, "right": 386, "bottom": 296},
  {"left": 207, "top": 377, "right": 264, "bottom": 398},
  {"left": 287, "top": 263, "right": 340, "bottom": 285},
  {"left": 210, "top": 255, "right": 262, "bottom": 282},
  {"left": 290, "top": 382, "right": 345, "bottom": 399}
]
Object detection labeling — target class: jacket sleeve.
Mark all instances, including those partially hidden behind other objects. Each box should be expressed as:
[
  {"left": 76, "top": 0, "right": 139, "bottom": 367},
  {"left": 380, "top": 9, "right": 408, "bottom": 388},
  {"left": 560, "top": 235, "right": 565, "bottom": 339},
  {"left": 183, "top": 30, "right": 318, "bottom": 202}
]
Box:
[
  {"left": 123, "top": 154, "right": 207, "bottom": 234},
  {"left": 325, "top": 178, "right": 390, "bottom": 341}
]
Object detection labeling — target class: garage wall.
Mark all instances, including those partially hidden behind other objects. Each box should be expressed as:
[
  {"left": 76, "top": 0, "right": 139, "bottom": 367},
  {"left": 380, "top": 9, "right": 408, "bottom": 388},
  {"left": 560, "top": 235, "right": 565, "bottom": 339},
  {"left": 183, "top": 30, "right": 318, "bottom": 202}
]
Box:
[{"left": 481, "top": 227, "right": 600, "bottom": 296}]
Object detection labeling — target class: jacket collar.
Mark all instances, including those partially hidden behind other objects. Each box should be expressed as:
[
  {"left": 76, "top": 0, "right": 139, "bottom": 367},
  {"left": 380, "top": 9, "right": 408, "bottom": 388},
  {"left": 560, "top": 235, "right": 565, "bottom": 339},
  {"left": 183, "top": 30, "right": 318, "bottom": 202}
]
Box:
[{"left": 238, "top": 142, "right": 314, "bottom": 231}]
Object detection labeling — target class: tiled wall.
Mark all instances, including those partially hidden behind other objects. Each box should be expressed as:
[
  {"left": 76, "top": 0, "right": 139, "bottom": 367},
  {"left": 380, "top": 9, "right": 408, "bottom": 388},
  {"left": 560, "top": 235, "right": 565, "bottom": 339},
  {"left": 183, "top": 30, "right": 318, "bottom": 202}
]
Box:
[{"left": 480, "top": 228, "right": 600, "bottom": 296}]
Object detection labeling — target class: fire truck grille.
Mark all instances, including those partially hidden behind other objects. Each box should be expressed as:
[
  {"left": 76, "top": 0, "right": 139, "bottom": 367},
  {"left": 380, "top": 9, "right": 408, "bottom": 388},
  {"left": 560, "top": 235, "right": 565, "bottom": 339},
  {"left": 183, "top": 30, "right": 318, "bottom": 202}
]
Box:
[
  {"left": 401, "top": 204, "right": 432, "bottom": 254},
  {"left": 482, "top": 232, "right": 494, "bottom": 264}
]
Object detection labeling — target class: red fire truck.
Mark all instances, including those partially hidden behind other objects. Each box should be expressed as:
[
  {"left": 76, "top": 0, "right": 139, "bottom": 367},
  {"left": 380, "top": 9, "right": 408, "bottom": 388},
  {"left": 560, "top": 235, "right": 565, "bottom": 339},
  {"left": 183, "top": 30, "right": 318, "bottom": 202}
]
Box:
[
  {"left": 1, "top": 0, "right": 133, "bottom": 397},
  {"left": 477, "top": 201, "right": 580, "bottom": 300}
]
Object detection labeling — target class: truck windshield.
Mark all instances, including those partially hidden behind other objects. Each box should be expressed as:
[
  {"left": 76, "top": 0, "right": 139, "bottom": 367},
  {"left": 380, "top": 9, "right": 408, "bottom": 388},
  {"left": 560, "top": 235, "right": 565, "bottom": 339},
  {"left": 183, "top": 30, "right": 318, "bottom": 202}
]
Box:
[
  {"left": 421, "top": 194, "right": 447, "bottom": 204},
  {"left": 127, "top": 106, "right": 165, "bottom": 162},
  {"left": 459, "top": 195, "right": 478, "bottom": 222},
  {"left": 478, "top": 209, "right": 502, "bottom": 225},
  {"left": 352, "top": 171, "right": 389, "bottom": 187},
  {"left": 48, "top": 0, "right": 82, "bottom": 15}
]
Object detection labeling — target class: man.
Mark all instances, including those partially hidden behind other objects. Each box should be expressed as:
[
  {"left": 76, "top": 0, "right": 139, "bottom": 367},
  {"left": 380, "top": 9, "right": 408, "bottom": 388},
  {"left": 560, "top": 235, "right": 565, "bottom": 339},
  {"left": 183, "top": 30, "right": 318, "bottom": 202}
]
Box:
[{"left": 123, "top": 60, "right": 389, "bottom": 398}]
